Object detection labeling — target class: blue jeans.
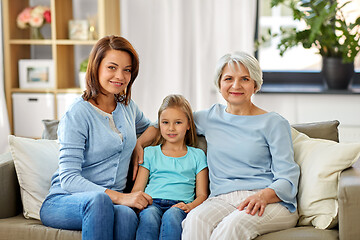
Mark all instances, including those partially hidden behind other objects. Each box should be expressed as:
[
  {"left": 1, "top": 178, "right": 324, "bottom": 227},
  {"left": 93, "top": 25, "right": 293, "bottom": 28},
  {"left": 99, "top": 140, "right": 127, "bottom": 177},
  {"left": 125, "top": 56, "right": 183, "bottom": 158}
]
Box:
[
  {"left": 40, "top": 192, "right": 138, "bottom": 240},
  {"left": 136, "top": 199, "right": 187, "bottom": 240}
]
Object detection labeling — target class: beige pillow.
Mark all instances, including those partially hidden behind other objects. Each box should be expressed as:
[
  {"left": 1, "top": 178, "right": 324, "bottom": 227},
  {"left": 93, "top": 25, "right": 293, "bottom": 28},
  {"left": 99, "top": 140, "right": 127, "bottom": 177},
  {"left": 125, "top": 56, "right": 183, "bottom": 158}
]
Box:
[
  {"left": 8, "top": 135, "right": 59, "bottom": 220},
  {"left": 291, "top": 128, "right": 360, "bottom": 229}
]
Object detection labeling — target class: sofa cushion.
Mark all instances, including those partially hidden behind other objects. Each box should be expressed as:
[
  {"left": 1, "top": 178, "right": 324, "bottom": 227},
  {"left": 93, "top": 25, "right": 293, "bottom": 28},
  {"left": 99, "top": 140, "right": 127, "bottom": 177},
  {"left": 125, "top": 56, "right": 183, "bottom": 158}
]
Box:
[
  {"left": 291, "top": 128, "right": 360, "bottom": 229},
  {"left": 255, "top": 226, "right": 338, "bottom": 240},
  {"left": 41, "top": 119, "right": 59, "bottom": 140},
  {"left": 0, "top": 152, "right": 20, "bottom": 219},
  {"left": 291, "top": 120, "right": 339, "bottom": 142},
  {"left": 0, "top": 214, "right": 81, "bottom": 240},
  {"left": 8, "top": 136, "right": 59, "bottom": 220}
]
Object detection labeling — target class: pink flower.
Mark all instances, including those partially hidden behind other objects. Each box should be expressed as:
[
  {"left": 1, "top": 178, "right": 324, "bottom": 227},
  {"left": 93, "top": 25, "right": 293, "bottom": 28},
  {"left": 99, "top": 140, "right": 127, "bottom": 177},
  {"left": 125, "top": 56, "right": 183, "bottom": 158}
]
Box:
[
  {"left": 29, "top": 12, "right": 44, "bottom": 28},
  {"left": 16, "top": 5, "right": 51, "bottom": 29},
  {"left": 17, "top": 7, "right": 32, "bottom": 29},
  {"left": 44, "top": 10, "right": 51, "bottom": 23}
]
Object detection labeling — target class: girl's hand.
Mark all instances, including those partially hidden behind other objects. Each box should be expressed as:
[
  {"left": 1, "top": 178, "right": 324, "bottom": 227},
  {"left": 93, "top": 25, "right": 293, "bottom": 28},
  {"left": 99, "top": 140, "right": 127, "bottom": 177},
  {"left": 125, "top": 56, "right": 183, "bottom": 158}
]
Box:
[
  {"left": 237, "top": 188, "right": 280, "bottom": 217},
  {"left": 172, "top": 202, "right": 192, "bottom": 213},
  {"left": 105, "top": 189, "right": 152, "bottom": 210},
  {"left": 131, "top": 141, "right": 144, "bottom": 180}
]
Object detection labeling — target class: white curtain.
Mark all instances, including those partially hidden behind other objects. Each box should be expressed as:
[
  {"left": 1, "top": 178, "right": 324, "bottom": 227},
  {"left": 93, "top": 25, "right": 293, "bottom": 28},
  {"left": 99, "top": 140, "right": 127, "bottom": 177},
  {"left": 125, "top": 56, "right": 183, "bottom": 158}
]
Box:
[
  {"left": 121, "top": 0, "right": 257, "bottom": 121},
  {"left": 0, "top": 2, "right": 11, "bottom": 154},
  {"left": 0, "top": 87, "right": 10, "bottom": 154}
]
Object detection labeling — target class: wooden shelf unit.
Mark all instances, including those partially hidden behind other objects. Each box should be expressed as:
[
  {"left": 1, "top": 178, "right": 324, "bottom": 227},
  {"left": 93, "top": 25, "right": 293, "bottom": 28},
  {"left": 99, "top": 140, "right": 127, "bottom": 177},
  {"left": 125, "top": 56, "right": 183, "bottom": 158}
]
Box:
[{"left": 2, "top": 0, "right": 120, "bottom": 134}]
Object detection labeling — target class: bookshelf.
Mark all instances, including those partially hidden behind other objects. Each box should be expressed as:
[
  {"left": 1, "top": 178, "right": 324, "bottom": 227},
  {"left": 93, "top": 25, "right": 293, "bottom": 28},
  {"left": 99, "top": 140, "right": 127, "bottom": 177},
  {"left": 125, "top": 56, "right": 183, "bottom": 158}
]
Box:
[{"left": 2, "top": 0, "right": 120, "bottom": 135}]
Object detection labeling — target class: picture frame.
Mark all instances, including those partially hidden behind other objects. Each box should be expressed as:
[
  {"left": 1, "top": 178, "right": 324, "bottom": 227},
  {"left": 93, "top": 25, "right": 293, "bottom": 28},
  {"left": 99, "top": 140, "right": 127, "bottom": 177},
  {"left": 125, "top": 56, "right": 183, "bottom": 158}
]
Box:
[
  {"left": 68, "top": 20, "right": 89, "bottom": 40},
  {"left": 18, "top": 59, "right": 55, "bottom": 89}
]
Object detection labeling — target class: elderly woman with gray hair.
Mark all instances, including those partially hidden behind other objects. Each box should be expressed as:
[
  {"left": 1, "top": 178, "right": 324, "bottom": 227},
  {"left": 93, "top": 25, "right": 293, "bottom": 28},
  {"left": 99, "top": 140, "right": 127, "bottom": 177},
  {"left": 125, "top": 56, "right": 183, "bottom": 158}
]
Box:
[
  {"left": 135, "top": 52, "right": 300, "bottom": 240},
  {"left": 180, "top": 51, "right": 300, "bottom": 240}
]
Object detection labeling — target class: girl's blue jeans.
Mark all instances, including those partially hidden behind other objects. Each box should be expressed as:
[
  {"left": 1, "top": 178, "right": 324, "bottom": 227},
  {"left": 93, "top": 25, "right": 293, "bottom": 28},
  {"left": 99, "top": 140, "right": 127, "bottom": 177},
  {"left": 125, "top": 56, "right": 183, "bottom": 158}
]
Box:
[
  {"left": 40, "top": 191, "right": 138, "bottom": 240},
  {"left": 136, "top": 198, "right": 187, "bottom": 240}
]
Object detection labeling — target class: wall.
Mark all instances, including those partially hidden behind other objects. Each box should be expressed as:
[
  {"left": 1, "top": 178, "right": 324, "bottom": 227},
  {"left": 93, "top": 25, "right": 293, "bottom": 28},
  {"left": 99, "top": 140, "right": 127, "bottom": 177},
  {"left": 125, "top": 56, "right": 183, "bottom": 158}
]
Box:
[
  {"left": 3, "top": 1, "right": 360, "bottom": 144},
  {"left": 252, "top": 93, "right": 360, "bottom": 143}
]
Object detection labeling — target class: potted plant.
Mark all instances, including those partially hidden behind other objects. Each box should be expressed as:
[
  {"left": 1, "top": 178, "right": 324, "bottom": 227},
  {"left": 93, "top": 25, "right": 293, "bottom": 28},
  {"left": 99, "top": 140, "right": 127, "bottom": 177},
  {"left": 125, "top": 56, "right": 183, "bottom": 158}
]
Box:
[
  {"left": 79, "top": 58, "right": 88, "bottom": 90},
  {"left": 264, "top": 0, "right": 360, "bottom": 89}
]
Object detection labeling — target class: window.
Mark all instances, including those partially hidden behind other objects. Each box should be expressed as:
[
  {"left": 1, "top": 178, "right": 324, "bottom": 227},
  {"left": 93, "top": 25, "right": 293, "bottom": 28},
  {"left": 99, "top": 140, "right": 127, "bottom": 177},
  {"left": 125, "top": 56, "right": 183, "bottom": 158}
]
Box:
[{"left": 256, "top": 0, "right": 360, "bottom": 87}]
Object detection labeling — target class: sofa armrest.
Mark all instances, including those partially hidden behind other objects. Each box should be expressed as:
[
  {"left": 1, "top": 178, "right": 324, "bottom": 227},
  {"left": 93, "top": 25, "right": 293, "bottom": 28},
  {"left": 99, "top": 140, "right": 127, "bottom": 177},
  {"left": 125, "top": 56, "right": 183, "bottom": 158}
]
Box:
[
  {"left": 338, "top": 158, "right": 360, "bottom": 240},
  {"left": 0, "top": 152, "right": 21, "bottom": 219}
]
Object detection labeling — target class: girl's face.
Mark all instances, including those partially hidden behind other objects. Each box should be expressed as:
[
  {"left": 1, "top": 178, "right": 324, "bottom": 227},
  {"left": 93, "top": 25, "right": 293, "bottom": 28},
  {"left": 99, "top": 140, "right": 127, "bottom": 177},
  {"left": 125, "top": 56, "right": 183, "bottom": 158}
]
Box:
[
  {"left": 98, "top": 49, "right": 132, "bottom": 97},
  {"left": 220, "top": 63, "right": 256, "bottom": 107},
  {"left": 159, "top": 107, "right": 190, "bottom": 146}
]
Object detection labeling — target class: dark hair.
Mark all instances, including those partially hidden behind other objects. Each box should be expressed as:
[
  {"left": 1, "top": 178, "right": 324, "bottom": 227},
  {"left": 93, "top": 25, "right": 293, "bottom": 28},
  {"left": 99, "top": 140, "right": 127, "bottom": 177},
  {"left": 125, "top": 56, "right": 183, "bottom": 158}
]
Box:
[
  {"left": 153, "top": 94, "right": 197, "bottom": 147},
  {"left": 82, "top": 35, "right": 139, "bottom": 105}
]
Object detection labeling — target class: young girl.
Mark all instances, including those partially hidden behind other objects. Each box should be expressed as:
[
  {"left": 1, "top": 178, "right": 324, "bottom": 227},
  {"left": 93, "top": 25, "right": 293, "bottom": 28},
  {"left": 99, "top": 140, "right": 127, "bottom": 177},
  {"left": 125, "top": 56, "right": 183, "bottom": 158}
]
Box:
[{"left": 132, "top": 94, "right": 208, "bottom": 240}]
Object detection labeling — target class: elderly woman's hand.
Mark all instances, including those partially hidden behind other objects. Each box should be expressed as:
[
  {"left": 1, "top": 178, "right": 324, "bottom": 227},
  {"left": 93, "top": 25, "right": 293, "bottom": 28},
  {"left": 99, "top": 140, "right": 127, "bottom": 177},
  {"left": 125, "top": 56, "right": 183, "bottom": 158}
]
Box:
[{"left": 237, "top": 188, "right": 280, "bottom": 216}]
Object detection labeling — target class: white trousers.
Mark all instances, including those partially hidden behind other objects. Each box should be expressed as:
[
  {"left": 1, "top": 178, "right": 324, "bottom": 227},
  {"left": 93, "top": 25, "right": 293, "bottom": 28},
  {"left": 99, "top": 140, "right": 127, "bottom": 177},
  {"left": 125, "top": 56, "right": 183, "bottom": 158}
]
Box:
[{"left": 182, "top": 190, "right": 298, "bottom": 240}]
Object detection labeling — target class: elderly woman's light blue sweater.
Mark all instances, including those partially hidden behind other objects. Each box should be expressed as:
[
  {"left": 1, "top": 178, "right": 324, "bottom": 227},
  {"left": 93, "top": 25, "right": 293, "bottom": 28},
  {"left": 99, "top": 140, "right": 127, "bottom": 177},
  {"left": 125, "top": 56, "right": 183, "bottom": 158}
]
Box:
[{"left": 194, "top": 104, "right": 299, "bottom": 212}]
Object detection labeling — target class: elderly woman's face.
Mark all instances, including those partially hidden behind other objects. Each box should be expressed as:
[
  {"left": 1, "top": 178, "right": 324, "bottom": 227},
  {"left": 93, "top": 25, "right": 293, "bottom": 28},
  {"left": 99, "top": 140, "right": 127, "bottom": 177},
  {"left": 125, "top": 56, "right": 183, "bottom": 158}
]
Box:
[{"left": 219, "top": 63, "right": 256, "bottom": 106}]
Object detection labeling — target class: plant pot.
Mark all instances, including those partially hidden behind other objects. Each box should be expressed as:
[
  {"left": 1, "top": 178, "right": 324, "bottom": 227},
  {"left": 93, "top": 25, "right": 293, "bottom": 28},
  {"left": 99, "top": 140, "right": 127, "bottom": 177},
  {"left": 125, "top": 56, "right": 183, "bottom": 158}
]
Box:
[{"left": 322, "top": 57, "right": 354, "bottom": 90}]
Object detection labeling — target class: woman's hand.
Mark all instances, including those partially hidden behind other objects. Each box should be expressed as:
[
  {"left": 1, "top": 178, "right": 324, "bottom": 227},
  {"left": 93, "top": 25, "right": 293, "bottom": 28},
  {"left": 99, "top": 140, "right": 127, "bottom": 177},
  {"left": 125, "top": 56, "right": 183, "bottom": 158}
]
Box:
[
  {"left": 131, "top": 141, "right": 144, "bottom": 180},
  {"left": 105, "top": 189, "right": 152, "bottom": 210},
  {"left": 237, "top": 188, "right": 280, "bottom": 217},
  {"left": 172, "top": 202, "right": 192, "bottom": 213},
  {"left": 132, "top": 126, "right": 159, "bottom": 180}
]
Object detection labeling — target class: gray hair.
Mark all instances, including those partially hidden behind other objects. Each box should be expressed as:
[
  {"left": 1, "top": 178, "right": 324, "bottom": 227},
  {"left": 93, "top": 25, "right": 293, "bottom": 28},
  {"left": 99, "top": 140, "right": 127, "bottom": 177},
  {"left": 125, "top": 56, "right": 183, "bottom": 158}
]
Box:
[{"left": 214, "top": 52, "right": 263, "bottom": 93}]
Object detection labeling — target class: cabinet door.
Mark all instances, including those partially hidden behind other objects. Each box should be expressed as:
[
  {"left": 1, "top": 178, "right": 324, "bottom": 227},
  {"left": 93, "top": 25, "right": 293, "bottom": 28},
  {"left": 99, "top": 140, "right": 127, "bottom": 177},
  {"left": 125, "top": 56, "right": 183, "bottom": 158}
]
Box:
[{"left": 12, "top": 93, "right": 55, "bottom": 138}]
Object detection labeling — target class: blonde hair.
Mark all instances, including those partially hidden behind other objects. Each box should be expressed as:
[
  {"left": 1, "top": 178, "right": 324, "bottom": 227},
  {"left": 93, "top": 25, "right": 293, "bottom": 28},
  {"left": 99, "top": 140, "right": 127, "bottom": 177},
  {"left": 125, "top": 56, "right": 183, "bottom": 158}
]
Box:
[
  {"left": 153, "top": 94, "right": 197, "bottom": 147},
  {"left": 214, "top": 51, "right": 263, "bottom": 93}
]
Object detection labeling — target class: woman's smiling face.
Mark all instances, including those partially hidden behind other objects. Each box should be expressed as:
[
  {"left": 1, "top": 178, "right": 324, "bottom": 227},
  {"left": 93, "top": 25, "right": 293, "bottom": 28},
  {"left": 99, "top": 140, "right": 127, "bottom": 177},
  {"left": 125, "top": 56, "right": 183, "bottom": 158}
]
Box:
[
  {"left": 219, "top": 62, "right": 257, "bottom": 107},
  {"left": 98, "top": 49, "right": 132, "bottom": 97}
]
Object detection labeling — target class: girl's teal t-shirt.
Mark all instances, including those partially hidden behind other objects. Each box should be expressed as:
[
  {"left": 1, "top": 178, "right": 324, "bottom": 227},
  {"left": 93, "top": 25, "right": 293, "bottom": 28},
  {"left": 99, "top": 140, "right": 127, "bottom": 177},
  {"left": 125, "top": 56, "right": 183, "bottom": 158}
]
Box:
[{"left": 141, "top": 145, "right": 207, "bottom": 203}]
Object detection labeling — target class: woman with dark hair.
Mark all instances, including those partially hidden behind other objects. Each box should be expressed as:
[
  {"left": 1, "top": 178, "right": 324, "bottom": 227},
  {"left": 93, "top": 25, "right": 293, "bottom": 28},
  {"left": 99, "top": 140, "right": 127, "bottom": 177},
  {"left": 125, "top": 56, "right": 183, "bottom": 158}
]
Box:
[{"left": 40, "top": 35, "right": 152, "bottom": 240}]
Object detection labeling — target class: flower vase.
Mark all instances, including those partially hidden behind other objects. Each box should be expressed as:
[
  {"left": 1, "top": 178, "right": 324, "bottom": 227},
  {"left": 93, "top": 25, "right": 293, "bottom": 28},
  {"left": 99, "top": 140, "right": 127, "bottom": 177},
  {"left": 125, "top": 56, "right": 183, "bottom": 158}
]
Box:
[{"left": 30, "top": 27, "right": 44, "bottom": 39}]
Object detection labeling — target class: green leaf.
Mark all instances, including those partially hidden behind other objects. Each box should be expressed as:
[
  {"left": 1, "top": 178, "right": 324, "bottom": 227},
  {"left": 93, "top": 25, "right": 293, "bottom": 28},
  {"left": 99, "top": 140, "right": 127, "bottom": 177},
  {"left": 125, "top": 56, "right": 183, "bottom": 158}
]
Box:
[
  {"left": 265, "top": 0, "right": 360, "bottom": 62},
  {"left": 80, "top": 59, "right": 89, "bottom": 72},
  {"left": 271, "top": 0, "right": 285, "bottom": 8}
]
